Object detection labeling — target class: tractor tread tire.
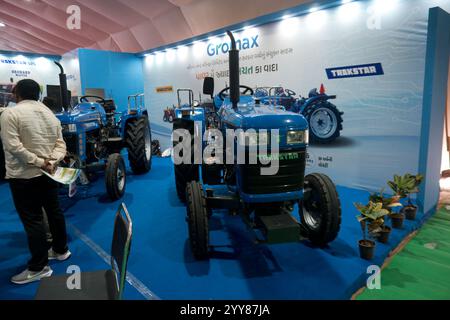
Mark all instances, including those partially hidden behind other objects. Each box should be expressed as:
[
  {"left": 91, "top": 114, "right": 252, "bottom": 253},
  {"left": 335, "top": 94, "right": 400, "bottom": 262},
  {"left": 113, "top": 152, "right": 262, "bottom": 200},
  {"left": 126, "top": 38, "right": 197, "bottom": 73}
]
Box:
[
  {"left": 301, "top": 173, "right": 341, "bottom": 246},
  {"left": 303, "top": 101, "right": 343, "bottom": 144},
  {"left": 186, "top": 181, "right": 209, "bottom": 260},
  {"left": 173, "top": 120, "right": 199, "bottom": 202},
  {"left": 105, "top": 153, "right": 126, "bottom": 200},
  {"left": 126, "top": 116, "right": 152, "bottom": 174}
]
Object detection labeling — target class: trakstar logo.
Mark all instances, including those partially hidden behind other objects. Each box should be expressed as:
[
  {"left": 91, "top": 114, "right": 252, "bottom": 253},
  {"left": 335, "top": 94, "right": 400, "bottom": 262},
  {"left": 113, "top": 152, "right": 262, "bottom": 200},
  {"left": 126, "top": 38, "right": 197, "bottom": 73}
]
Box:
[
  {"left": 207, "top": 35, "right": 259, "bottom": 57},
  {"left": 326, "top": 63, "right": 384, "bottom": 79}
]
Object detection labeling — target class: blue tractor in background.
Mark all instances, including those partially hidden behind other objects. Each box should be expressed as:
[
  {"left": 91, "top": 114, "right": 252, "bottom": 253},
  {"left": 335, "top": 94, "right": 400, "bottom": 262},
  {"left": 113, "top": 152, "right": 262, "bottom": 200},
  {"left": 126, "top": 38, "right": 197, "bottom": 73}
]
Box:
[
  {"left": 173, "top": 31, "right": 341, "bottom": 260},
  {"left": 254, "top": 86, "right": 344, "bottom": 144},
  {"left": 52, "top": 62, "right": 152, "bottom": 200},
  {"left": 163, "top": 88, "right": 203, "bottom": 124}
]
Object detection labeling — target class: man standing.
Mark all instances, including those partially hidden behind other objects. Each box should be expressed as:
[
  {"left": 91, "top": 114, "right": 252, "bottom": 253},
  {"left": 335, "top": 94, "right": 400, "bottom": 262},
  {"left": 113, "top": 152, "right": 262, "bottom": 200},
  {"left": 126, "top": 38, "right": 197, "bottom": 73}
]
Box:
[{"left": 0, "top": 79, "right": 71, "bottom": 285}]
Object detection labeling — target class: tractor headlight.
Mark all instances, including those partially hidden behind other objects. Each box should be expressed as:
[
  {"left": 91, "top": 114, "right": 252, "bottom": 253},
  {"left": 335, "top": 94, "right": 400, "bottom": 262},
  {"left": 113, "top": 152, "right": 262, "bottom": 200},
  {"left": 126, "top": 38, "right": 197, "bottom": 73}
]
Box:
[{"left": 287, "top": 130, "right": 308, "bottom": 145}]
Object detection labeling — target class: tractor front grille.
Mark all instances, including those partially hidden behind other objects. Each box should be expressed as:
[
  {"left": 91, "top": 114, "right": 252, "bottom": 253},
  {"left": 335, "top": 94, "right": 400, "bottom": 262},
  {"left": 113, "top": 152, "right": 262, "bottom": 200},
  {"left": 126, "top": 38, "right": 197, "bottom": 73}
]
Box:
[{"left": 239, "top": 148, "right": 306, "bottom": 195}]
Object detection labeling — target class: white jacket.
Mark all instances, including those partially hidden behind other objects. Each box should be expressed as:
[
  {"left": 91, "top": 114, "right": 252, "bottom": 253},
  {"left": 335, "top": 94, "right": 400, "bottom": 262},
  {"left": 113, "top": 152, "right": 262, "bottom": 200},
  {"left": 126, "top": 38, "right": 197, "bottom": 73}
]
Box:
[{"left": 0, "top": 100, "right": 66, "bottom": 179}]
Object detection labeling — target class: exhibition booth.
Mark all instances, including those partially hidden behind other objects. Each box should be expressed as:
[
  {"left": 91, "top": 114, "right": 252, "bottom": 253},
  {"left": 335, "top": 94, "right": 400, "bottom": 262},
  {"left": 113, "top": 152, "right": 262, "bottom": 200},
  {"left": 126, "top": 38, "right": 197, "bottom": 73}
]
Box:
[{"left": 0, "top": 0, "right": 449, "bottom": 300}]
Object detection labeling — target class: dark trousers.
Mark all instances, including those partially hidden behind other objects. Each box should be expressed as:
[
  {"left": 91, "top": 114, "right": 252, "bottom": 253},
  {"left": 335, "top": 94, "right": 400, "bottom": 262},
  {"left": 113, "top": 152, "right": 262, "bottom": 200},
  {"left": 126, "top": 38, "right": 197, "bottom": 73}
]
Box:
[{"left": 9, "top": 175, "right": 68, "bottom": 272}]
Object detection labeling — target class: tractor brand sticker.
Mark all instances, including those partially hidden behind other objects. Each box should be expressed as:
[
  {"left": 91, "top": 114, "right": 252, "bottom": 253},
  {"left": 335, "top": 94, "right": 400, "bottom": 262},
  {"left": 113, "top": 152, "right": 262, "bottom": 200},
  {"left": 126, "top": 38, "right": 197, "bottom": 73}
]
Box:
[
  {"left": 326, "top": 63, "right": 384, "bottom": 79},
  {"left": 156, "top": 86, "right": 174, "bottom": 93},
  {"left": 258, "top": 152, "right": 299, "bottom": 162},
  {"left": 207, "top": 35, "right": 259, "bottom": 57}
]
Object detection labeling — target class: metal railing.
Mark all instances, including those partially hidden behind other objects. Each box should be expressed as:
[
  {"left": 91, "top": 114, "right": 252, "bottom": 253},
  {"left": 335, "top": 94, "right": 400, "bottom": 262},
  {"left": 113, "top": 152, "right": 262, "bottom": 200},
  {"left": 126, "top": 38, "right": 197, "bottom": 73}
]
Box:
[{"left": 127, "top": 93, "right": 145, "bottom": 114}]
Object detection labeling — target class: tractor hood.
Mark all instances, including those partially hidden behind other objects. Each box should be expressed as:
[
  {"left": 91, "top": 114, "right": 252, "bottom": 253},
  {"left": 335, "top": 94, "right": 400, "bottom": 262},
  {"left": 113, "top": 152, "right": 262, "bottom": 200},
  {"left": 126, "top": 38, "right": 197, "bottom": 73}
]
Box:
[
  {"left": 219, "top": 96, "right": 308, "bottom": 131},
  {"left": 55, "top": 102, "right": 107, "bottom": 126}
]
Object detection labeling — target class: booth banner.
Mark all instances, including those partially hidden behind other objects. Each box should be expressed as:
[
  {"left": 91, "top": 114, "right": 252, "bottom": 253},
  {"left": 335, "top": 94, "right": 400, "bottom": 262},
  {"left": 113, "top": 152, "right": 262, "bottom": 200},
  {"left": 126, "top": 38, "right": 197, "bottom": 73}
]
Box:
[
  {"left": 60, "top": 49, "right": 82, "bottom": 98},
  {"left": 0, "top": 51, "right": 81, "bottom": 107},
  {"left": 0, "top": 54, "right": 58, "bottom": 107},
  {"left": 143, "top": 0, "right": 449, "bottom": 191}
]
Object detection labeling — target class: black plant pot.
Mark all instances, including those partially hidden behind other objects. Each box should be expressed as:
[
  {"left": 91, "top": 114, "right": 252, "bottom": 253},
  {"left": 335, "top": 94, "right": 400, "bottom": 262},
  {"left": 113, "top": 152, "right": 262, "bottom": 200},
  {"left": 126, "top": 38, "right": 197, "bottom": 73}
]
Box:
[
  {"left": 377, "top": 226, "right": 392, "bottom": 244},
  {"left": 390, "top": 213, "right": 405, "bottom": 229},
  {"left": 403, "top": 206, "right": 417, "bottom": 220},
  {"left": 359, "top": 240, "right": 376, "bottom": 260}
]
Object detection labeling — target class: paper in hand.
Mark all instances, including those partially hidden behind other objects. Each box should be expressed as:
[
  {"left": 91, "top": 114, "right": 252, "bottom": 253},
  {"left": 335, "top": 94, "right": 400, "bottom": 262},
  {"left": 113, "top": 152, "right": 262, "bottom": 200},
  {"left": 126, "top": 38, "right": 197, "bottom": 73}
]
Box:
[{"left": 41, "top": 167, "right": 81, "bottom": 185}]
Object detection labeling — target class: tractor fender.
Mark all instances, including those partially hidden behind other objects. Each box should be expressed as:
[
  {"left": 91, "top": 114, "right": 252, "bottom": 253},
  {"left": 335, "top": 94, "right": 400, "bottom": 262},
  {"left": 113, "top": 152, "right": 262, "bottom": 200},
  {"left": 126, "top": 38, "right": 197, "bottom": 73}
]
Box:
[{"left": 301, "top": 95, "right": 337, "bottom": 114}]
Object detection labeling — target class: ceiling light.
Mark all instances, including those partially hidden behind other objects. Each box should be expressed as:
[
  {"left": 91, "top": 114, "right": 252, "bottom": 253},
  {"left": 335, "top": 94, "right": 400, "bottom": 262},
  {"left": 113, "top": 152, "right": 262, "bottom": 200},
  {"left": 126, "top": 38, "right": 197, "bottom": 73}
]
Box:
[{"left": 0, "top": 22, "right": 6, "bottom": 27}]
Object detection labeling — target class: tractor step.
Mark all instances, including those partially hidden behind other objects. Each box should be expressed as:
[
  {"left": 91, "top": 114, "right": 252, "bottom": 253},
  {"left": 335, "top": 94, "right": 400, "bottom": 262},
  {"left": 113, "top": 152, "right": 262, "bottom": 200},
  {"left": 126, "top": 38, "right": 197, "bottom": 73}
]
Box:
[{"left": 257, "top": 214, "right": 301, "bottom": 244}]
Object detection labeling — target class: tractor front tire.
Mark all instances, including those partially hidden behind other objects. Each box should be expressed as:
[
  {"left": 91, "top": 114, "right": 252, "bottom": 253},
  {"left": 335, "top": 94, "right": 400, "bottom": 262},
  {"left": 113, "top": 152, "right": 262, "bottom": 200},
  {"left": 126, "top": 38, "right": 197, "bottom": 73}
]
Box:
[
  {"left": 105, "top": 153, "right": 126, "bottom": 200},
  {"left": 300, "top": 173, "right": 341, "bottom": 246},
  {"left": 186, "top": 181, "right": 209, "bottom": 260},
  {"left": 126, "top": 116, "right": 152, "bottom": 174}
]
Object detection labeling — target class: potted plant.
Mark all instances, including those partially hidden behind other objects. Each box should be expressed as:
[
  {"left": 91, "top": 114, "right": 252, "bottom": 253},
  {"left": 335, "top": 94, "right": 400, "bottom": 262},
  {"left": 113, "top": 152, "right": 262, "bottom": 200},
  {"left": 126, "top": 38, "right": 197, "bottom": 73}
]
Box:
[
  {"left": 388, "top": 174, "right": 424, "bottom": 221},
  {"left": 355, "top": 201, "right": 390, "bottom": 259},
  {"left": 369, "top": 189, "right": 403, "bottom": 230}
]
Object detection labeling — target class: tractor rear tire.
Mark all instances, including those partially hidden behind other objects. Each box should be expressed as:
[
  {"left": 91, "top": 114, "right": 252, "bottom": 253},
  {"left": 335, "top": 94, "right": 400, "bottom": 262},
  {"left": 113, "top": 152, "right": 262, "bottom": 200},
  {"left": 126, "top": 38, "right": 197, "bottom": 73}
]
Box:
[
  {"left": 304, "top": 101, "right": 343, "bottom": 144},
  {"left": 105, "top": 153, "right": 126, "bottom": 200},
  {"left": 300, "top": 173, "right": 341, "bottom": 246},
  {"left": 126, "top": 116, "right": 152, "bottom": 174},
  {"left": 173, "top": 120, "right": 199, "bottom": 202},
  {"left": 0, "top": 138, "right": 5, "bottom": 180},
  {"left": 186, "top": 181, "right": 209, "bottom": 260}
]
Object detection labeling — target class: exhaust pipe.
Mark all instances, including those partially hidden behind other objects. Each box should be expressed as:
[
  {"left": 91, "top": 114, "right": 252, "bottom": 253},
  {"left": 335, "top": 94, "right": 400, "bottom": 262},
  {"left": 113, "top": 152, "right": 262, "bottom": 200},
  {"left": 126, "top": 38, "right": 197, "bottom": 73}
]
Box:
[
  {"left": 226, "top": 31, "right": 240, "bottom": 110},
  {"left": 54, "top": 61, "right": 70, "bottom": 112}
]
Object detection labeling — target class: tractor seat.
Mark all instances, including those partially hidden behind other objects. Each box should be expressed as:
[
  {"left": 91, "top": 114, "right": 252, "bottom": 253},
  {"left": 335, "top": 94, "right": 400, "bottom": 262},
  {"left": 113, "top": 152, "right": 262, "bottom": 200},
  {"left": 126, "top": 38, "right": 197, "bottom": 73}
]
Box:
[{"left": 102, "top": 100, "right": 117, "bottom": 114}]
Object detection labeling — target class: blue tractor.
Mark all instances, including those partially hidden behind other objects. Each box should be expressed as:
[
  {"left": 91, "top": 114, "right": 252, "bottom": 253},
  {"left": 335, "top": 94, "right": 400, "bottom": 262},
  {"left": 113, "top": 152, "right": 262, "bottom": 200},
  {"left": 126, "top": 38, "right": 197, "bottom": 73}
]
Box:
[
  {"left": 254, "top": 86, "right": 344, "bottom": 144},
  {"left": 173, "top": 31, "right": 341, "bottom": 259},
  {"left": 52, "top": 62, "right": 152, "bottom": 200}
]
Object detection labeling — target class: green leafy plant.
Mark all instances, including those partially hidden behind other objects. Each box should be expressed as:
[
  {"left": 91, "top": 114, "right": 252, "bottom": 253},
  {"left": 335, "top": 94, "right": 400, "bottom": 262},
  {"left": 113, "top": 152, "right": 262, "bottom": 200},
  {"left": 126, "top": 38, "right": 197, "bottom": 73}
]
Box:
[
  {"left": 387, "top": 174, "right": 424, "bottom": 206},
  {"left": 355, "top": 202, "right": 390, "bottom": 239},
  {"left": 369, "top": 189, "right": 403, "bottom": 212}
]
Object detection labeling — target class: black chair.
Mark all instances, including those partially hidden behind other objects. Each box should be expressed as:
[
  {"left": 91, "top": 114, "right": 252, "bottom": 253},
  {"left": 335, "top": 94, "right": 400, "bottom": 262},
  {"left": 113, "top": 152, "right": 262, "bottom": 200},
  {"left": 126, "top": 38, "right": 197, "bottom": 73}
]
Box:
[{"left": 35, "top": 203, "right": 133, "bottom": 300}]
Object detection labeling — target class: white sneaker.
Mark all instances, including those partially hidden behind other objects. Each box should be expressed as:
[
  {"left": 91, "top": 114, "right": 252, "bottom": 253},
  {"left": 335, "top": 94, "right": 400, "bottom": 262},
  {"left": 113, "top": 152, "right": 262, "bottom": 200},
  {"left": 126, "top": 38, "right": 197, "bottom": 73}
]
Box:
[
  {"left": 11, "top": 266, "right": 53, "bottom": 285},
  {"left": 48, "top": 249, "right": 72, "bottom": 261}
]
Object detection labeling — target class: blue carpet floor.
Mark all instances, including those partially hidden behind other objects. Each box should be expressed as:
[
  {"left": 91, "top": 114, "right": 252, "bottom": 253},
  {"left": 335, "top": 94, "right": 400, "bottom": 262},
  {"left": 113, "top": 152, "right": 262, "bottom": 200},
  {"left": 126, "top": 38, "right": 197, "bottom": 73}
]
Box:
[{"left": 0, "top": 157, "right": 430, "bottom": 300}]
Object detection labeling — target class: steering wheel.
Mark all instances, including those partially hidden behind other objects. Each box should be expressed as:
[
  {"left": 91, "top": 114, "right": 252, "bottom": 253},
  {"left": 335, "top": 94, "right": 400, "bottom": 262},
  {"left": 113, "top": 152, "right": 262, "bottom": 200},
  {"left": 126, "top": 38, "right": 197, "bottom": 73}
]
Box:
[
  {"left": 285, "top": 89, "right": 296, "bottom": 97},
  {"left": 218, "top": 86, "right": 254, "bottom": 101},
  {"left": 80, "top": 95, "right": 105, "bottom": 104},
  {"left": 255, "top": 88, "right": 269, "bottom": 98}
]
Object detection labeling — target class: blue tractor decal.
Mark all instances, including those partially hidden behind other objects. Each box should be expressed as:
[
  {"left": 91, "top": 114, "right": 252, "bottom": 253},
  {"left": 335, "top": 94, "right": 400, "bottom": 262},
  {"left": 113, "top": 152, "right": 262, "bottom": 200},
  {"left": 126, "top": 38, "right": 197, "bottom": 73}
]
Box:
[
  {"left": 173, "top": 31, "right": 342, "bottom": 259},
  {"left": 254, "top": 85, "right": 344, "bottom": 144},
  {"left": 52, "top": 62, "right": 152, "bottom": 200}
]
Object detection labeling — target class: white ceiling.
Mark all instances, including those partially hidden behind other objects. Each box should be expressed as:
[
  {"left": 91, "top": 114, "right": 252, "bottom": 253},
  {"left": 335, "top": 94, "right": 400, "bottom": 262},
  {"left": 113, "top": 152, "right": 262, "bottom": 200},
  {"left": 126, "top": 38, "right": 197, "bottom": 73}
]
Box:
[{"left": 0, "top": 0, "right": 313, "bottom": 55}]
